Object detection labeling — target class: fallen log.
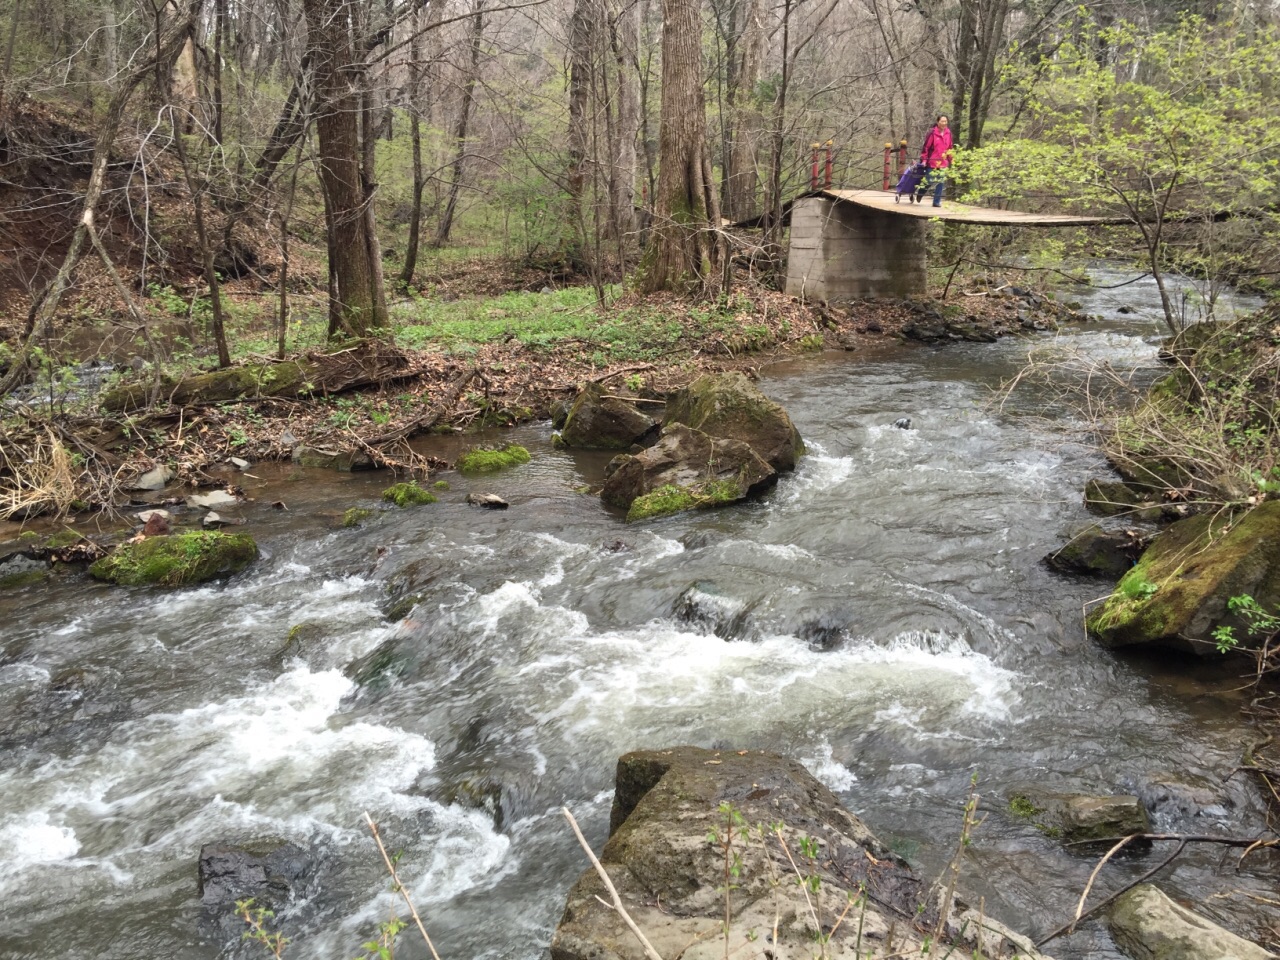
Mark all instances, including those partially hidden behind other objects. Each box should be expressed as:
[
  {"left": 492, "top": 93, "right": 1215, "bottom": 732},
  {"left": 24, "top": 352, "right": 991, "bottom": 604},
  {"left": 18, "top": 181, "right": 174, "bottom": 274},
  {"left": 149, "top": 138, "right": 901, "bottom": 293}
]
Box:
[{"left": 99, "top": 341, "right": 414, "bottom": 413}]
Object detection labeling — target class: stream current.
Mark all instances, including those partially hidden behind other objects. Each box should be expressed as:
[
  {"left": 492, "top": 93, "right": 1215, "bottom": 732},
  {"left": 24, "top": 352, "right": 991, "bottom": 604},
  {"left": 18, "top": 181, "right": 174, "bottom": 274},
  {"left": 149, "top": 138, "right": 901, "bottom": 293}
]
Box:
[{"left": 1, "top": 268, "right": 1276, "bottom": 959}]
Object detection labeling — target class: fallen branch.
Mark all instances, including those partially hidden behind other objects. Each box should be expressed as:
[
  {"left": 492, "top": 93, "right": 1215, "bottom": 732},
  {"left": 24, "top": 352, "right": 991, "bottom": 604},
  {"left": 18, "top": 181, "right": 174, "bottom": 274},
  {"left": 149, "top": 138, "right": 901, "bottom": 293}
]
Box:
[
  {"left": 362, "top": 812, "right": 443, "bottom": 960},
  {"left": 561, "top": 807, "right": 665, "bottom": 960},
  {"left": 364, "top": 367, "right": 479, "bottom": 445}
]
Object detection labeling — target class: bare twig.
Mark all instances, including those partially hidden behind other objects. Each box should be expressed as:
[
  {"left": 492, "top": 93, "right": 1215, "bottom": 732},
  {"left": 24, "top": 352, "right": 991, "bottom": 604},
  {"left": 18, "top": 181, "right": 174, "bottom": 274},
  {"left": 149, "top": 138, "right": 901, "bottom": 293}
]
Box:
[
  {"left": 362, "top": 812, "right": 443, "bottom": 960},
  {"left": 561, "top": 807, "right": 666, "bottom": 960}
]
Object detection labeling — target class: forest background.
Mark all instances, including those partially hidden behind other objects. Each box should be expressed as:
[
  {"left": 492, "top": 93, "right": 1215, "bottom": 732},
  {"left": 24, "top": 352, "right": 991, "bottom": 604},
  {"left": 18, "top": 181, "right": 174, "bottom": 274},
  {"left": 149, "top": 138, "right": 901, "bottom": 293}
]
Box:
[{"left": 2, "top": 0, "right": 1280, "bottom": 515}]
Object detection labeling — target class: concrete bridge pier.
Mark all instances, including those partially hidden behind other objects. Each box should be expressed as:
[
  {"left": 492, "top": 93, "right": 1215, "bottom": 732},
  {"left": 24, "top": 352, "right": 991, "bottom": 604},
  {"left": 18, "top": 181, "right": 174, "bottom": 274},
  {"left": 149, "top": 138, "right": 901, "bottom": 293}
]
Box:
[{"left": 784, "top": 195, "right": 927, "bottom": 302}]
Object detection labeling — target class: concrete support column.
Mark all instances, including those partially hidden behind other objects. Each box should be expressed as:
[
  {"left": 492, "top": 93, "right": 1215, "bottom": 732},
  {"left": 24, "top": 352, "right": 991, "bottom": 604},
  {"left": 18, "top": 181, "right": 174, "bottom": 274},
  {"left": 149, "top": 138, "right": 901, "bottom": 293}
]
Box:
[{"left": 785, "top": 197, "right": 928, "bottom": 301}]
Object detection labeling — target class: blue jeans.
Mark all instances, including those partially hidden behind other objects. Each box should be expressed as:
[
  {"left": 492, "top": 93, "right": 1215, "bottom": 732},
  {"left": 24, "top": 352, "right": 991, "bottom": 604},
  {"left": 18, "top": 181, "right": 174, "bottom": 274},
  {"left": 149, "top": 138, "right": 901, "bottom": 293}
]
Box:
[{"left": 927, "top": 169, "right": 945, "bottom": 206}]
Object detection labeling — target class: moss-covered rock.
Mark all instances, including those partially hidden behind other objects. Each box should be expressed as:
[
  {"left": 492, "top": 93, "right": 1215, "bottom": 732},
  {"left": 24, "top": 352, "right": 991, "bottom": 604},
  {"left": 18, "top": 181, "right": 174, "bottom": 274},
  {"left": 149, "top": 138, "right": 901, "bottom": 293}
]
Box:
[
  {"left": 1083, "top": 478, "right": 1161, "bottom": 520},
  {"left": 663, "top": 372, "right": 804, "bottom": 472},
  {"left": 1086, "top": 502, "right": 1280, "bottom": 655},
  {"left": 90, "top": 532, "right": 258, "bottom": 586},
  {"left": 381, "top": 483, "right": 437, "bottom": 507},
  {"left": 342, "top": 507, "right": 375, "bottom": 527},
  {"left": 456, "top": 444, "right": 531, "bottom": 473},
  {"left": 1007, "top": 788, "right": 1149, "bottom": 844},
  {"left": 558, "top": 383, "right": 659, "bottom": 451},
  {"left": 1044, "top": 524, "right": 1151, "bottom": 579},
  {"left": 601, "top": 423, "right": 775, "bottom": 520}
]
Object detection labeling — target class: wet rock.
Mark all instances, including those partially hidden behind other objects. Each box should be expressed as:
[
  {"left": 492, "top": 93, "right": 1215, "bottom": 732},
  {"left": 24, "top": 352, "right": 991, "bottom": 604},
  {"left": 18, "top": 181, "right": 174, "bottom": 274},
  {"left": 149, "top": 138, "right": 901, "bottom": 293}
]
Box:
[
  {"left": 197, "top": 841, "right": 317, "bottom": 907},
  {"left": 1008, "top": 787, "right": 1150, "bottom": 844},
  {"left": 893, "top": 417, "right": 912, "bottom": 429},
  {"left": 601, "top": 423, "right": 775, "bottom": 521},
  {"left": 89, "top": 532, "right": 258, "bottom": 586},
  {"left": 1084, "top": 478, "right": 1161, "bottom": 520},
  {"left": 558, "top": 382, "right": 660, "bottom": 451},
  {"left": 134, "top": 508, "right": 173, "bottom": 525},
  {"left": 345, "top": 638, "right": 410, "bottom": 688},
  {"left": 1107, "top": 884, "right": 1275, "bottom": 960},
  {"left": 142, "top": 512, "right": 172, "bottom": 536},
  {"left": 0, "top": 553, "right": 49, "bottom": 589},
  {"left": 795, "top": 612, "right": 850, "bottom": 650},
  {"left": 1045, "top": 524, "right": 1151, "bottom": 579},
  {"left": 672, "top": 583, "right": 756, "bottom": 641},
  {"left": 1118, "top": 304, "right": 1136, "bottom": 314},
  {"left": 291, "top": 445, "right": 374, "bottom": 472},
  {"left": 229, "top": 457, "right": 250, "bottom": 470},
  {"left": 187, "top": 490, "right": 239, "bottom": 509},
  {"left": 466, "top": 492, "right": 509, "bottom": 509},
  {"left": 1132, "top": 772, "right": 1233, "bottom": 821},
  {"left": 129, "top": 464, "right": 175, "bottom": 491},
  {"left": 1087, "top": 502, "right": 1280, "bottom": 655},
  {"left": 456, "top": 444, "right": 531, "bottom": 473},
  {"left": 550, "top": 396, "right": 573, "bottom": 430},
  {"left": 663, "top": 372, "right": 804, "bottom": 473},
  {"left": 552, "top": 748, "right": 1049, "bottom": 960}
]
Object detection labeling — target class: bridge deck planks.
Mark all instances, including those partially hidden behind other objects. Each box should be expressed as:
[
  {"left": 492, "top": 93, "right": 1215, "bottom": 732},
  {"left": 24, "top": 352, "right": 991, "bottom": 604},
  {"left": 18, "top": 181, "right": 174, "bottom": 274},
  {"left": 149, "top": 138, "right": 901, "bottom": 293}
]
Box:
[{"left": 821, "top": 189, "right": 1126, "bottom": 227}]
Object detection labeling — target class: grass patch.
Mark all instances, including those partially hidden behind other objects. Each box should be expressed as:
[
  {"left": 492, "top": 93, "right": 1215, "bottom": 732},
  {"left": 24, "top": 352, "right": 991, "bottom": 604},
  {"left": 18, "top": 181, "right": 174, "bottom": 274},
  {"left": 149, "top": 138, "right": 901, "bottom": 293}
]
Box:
[
  {"left": 456, "top": 444, "right": 531, "bottom": 473},
  {"left": 381, "top": 482, "right": 438, "bottom": 507},
  {"left": 1009, "top": 795, "right": 1041, "bottom": 818}
]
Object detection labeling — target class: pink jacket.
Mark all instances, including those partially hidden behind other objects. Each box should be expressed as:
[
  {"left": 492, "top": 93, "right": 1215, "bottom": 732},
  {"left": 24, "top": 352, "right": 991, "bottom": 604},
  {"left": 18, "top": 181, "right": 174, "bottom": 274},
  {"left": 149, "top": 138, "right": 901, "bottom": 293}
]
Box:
[{"left": 921, "top": 125, "right": 953, "bottom": 169}]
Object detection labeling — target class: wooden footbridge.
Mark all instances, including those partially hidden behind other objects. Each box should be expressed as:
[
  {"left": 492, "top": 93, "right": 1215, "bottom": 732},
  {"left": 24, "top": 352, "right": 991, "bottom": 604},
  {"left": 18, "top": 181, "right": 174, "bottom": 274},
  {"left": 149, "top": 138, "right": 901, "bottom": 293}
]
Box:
[{"left": 784, "top": 189, "right": 1124, "bottom": 301}]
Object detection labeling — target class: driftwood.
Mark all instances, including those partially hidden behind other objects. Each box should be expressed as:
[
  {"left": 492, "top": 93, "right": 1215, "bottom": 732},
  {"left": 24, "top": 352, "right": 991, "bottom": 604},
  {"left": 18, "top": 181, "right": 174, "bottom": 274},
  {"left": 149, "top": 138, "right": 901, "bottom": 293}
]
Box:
[{"left": 100, "top": 341, "right": 415, "bottom": 413}]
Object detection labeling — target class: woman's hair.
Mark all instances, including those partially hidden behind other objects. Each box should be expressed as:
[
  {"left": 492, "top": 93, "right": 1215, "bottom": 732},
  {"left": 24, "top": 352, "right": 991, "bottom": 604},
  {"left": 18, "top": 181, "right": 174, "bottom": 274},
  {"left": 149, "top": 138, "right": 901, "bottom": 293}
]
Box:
[{"left": 935, "top": 115, "right": 948, "bottom": 124}]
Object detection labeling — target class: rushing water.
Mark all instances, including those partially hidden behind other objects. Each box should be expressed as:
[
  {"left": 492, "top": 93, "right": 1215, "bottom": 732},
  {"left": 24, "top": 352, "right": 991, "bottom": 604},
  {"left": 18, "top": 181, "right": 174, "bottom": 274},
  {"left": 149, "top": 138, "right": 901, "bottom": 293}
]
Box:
[{"left": 1, "top": 267, "right": 1276, "bottom": 960}]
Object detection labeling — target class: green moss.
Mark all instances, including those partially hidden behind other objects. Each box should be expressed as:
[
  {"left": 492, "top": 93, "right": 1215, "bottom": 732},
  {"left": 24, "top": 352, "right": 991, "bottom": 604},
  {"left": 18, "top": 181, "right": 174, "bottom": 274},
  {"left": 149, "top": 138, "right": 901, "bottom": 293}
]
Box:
[
  {"left": 44, "top": 529, "right": 83, "bottom": 549},
  {"left": 384, "top": 592, "right": 426, "bottom": 622},
  {"left": 1009, "top": 794, "right": 1041, "bottom": 818},
  {"left": 18, "top": 530, "right": 39, "bottom": 541},
  {"left": 381, "top": 482, "right": 438, "bottom": 507},
  {"left": 0, "top": 568, "right": 47, "bottom": 589},
  {"left": 343, "top": 507, "right": 375, "bottom": 527},
  {"left": 456, "top": 444, "right": 531, "bottom": 473},
  {"left": 626, "top": 478, "right": 743, "bottom": 522},
  {"left": 90, "top": 531, "right": 258, "bottom": 586},
  {"left": 432, "top": 480, "right": 450, "bottom": 490}
]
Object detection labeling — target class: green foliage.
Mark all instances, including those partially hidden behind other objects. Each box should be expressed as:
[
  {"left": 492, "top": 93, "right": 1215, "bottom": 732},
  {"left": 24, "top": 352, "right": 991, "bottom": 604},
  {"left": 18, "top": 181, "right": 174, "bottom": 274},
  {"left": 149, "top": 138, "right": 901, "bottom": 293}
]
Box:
[
  {"left": 455, "top": 444, "right": 531, "bottom": 473},
  {"left": 381, "top": 482, "right": 438, "bottom": 507},
  {"left": 1118, "top": 574, "right": 1159, "bottom": 602},
  {"left": 1008, "top": 794, "right": 1041, "bottom": 818},
  {"left": 1212, "top": 593, "right": 1280, "bottom": 653},
  {"left": 236, "top": 899, "right": 288, "bottom": 959}
]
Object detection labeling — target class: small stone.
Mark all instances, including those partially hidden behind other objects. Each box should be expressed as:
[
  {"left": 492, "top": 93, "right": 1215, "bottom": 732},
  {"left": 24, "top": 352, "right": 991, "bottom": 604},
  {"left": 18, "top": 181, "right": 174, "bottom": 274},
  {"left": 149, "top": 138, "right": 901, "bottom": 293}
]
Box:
[
  {"left": 1117, "top": 304, "right": 1136, "bottom": 314},
  {"left": 202, "top": 512, "right": 225, "bottom": 528},
  {"left": 229, "top": 457, "right": 250, "bottom": 470},
  {"left": 130, "top": 465, "right": 175, "bottom": 491},
  {"left": 142, "top": 513, "right": 171, "bottom": 537},
  {"left": 892, "top": 417, "right": 912, "bottom": 430},
  {"left": 187, "top": 490, "right": 239, "bottom": 509},
  {"left": 465, "top": 493, "right": 509, "bottom": 509},
  {"left": 134, "top": 509, "right": 173, "bottom": 524}
]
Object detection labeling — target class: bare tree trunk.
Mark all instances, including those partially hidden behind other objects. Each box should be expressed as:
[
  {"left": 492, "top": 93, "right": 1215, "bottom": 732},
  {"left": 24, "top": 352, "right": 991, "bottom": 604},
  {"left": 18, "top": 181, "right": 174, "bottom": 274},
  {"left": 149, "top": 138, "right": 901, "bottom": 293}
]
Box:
[
  {"left": 212, "top": 0, "right": 225, "bottom": 143},
  {"left": 566, "top": 0, "right": 594, "bottom": 253},
  {"left": 172, "top": 112, "right": 231, "bottom": 367},
  {"left": 0, "top": 0, "right": 201, "bottom": 394},
  {"left": 609, "top": 0, "right": 640, "bottom": 255},
  {"left": 399, "top": 1, "right": 425, "bottom": 286},
  {"left": 433, "top": 0, "right": 485, "bottom": 247},
  {"left": 723, "top": 0, "right": 761, "bottom": 221},
  {"left": 302, "top": 0, "right": 386, "bottom": 339},
  {"left": 0, "top": 0, "right": 22, "bottom": 121},
  {"left": 635, "top": 0, "right": 722, "bottom": 294},
  {"left": 361, "top": 88, "right": 389, "bottom": 326}
]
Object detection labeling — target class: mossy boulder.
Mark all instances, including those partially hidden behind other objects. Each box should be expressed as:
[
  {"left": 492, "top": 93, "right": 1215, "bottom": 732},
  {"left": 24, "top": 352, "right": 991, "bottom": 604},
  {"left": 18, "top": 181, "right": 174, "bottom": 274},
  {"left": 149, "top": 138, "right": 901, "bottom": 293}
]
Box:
[
  {"left": 1007, "top": 787, "right": 1150, "bottom": 844},
  {"left": 601, "top": 423, "right": 775, "bottom": 521},
  {"left": 381, "top": 483, "right": 437, "bottom": 507},
  {"left": 1086, "top": 502, "right": 1280, "bottom": 655},
  {"left": 456, "top": 444, "right": 531, "bottom": 473},
  {"left": 557, "top": 383, "right": 659, "bottom": 450},
  {"left": 663, "top": 372, "right": 804, "bottom": 473},
  {"left": 89, "top": 532, "right": 258, "bottom": 586},
  {"left": 0, "top": 553, "right": 49, "bottom": 589},
  {"left": 551, "top": 747, "right": 1050, "bottom": 960}
]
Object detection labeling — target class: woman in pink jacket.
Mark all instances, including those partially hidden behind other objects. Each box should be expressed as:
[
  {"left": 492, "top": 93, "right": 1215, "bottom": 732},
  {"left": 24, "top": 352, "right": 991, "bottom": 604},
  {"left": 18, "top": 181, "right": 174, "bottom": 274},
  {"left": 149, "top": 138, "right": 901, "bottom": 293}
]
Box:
[{"left": 920, "top": 115, "right": 954, "bottom": 208}]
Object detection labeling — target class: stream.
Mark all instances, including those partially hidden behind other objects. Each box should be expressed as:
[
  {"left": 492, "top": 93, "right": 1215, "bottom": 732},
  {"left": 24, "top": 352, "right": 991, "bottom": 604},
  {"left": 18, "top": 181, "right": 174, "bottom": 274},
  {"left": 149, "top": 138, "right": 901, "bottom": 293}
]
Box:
[{"left": 1, "top": 266, "right": 1276, "bottom": 959}]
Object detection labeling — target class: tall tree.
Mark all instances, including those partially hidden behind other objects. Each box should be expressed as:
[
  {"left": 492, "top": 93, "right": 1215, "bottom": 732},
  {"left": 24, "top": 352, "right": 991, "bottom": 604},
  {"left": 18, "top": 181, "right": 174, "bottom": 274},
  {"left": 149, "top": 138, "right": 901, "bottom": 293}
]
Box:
[
  {"left": 636, "top": 0, "right": 723, "bottom": 293},
  {"left": 301, "top": 0, "right": 388, "bottom": 338},
  {"left": 434, "top": 0, "right": 486, "bottom": 246}
]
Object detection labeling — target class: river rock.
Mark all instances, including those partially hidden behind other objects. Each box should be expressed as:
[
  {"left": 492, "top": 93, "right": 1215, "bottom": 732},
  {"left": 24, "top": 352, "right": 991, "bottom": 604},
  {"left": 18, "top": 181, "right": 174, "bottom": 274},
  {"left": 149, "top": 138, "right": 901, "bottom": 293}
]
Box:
[
  {"left": 1008, "top": 787, "right": 1150, "bottom": 844},
  {"left": 672, "top": 583, "right": 756, "bottom": 641},
  {"left": 1132, "top": 772, "right": 1232, "bottom": 822},
  {"left": 89, "top": 532, "right": 258, "bottom": 586},
  {"left": 559, "top": 383, "right": 660, "bottom": 451},
  {"left": 187, "top": 490, "right": 239, "bottom": 509},
  {"left": 0, "top": 552, "right": 49, "bottom": 589},
  {"left": 129, "top": 464, "right": 175, "bottom": 491},
  {"left": 663, "top": 372, "right": 804, "bottom": 473},
  {"left": 198, "top": 840, "right": 317, "bottom": 907},
  {"left": 466, "top": 492, "right": 510, "bottom": 509},
  {"left": 600, "top": 423, "right": 775, "bottom": 520},
  {"left": 1044, "top": 524, "right": 1150, "bottom": 579},
  {"left": 291, "top": 445, "right": 374, "bottom": 471},
  {"left": 1106, "top": 884, "right": 1276, "bottom": 960},
  {"left": 1086, "top": 502, "right": 1280, "bottom": 655},
  {"left": 1084, "top": 478, "right": 1161, "bottom": 520},
  {"left": 551, "top": 747, "right": 1051, "bottom": 960}
]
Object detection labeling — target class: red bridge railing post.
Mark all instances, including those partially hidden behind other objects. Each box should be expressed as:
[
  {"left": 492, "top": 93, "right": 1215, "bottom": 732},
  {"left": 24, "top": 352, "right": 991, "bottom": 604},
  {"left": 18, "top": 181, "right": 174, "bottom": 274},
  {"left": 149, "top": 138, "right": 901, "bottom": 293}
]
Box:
[{"left": 898, "top": 139, "right": 908, "bottom": 179}]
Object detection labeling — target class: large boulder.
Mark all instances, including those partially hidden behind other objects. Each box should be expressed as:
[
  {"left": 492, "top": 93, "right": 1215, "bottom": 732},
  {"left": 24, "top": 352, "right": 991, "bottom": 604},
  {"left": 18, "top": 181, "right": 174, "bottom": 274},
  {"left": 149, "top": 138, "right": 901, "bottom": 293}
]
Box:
[
  {"left": 1086, "top": 502, "right": 1280, "bottom": 655},
  {"left": 559, "top": 383, "right": 660, "bottom": 450},
  {"left": 1007, "top": 787, "right": 1150, "bottom": 844},
  {"left": 663, "top": 372, "right": 804, "bottom": 473},
  {"left": 1106, "top": 884, "right": 1276, "bottom": 960},
  {"left": 198, "top": 840, "right": 317, "bottom": 907},
  {"left": 552, "top": 747, "right": 1051, "bottom": 960},
  {"left": 600, "top": 424, "right": 776, "bottom": 521}
]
